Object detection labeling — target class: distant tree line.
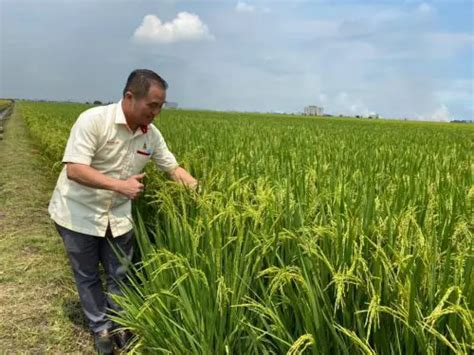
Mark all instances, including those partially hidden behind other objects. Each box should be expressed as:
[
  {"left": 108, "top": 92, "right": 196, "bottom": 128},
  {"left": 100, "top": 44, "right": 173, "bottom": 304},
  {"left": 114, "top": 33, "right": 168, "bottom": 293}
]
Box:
[
  {"left": 84, "top": 101, "right": 114, "bottom": 106},
  {"left": 451, "top": 120, "right": 472, "bottom": 124}
]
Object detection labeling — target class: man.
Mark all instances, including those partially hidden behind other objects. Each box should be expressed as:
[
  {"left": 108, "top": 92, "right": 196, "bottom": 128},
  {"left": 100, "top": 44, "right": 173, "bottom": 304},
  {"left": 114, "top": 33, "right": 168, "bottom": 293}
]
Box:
[{"left": 49, "top": 69, "right": 197, "bottom": 353}]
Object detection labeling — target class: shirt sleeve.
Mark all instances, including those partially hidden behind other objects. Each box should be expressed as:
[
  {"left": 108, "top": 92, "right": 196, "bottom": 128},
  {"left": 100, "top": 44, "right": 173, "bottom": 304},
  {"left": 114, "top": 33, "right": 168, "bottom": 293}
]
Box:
[
  {"left": 62, "top": 113, "right": 99, "bottom": 165},
  {"left": 150, "top": 126, "right": 179, "bottom": 172}
]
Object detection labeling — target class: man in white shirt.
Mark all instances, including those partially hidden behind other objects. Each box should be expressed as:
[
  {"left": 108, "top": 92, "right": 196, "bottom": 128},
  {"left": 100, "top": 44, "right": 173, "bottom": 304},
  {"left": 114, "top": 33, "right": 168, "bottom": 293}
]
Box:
[{"left": 49, "top": 69, "right": 197, "bottom": 353}]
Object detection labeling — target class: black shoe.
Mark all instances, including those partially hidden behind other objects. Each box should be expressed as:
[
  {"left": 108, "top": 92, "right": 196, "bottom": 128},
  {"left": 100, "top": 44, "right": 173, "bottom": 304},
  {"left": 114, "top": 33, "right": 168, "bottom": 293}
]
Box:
[
  {"left": 94, "top": 329, "right": 114, "bottom": 354},
  {"left": 114, "top": 329, "right": 133, "bottom": 350}
]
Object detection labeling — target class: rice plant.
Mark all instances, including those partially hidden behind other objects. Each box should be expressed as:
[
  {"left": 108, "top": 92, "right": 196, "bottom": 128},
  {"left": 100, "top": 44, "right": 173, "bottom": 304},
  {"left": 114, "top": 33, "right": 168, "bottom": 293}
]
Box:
[{"left": 20, "top": 102, "right": 473, "bottom": 354}]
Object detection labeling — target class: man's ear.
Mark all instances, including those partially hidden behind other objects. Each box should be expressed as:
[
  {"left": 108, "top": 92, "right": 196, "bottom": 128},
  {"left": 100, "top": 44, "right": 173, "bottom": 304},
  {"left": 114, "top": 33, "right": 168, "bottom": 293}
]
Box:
[{"left": 123, "top": 91, "right": 134, "bottom": 101}]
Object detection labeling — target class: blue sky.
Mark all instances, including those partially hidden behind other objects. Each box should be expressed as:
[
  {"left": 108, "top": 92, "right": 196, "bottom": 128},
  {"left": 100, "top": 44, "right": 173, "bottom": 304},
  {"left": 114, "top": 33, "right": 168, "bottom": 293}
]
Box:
[{"left": 1, "top": 0, "right": 473, "bottom": 121}]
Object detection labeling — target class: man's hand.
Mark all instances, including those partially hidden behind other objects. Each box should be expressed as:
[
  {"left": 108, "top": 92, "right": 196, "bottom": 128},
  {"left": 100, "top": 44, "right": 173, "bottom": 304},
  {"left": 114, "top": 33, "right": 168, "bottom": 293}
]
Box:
[
  {"left": 168, "top": 167, "right": 198, "bottom": 190},
  {"left": 116, "top": 173, "right": 146, "bottom": 200}
]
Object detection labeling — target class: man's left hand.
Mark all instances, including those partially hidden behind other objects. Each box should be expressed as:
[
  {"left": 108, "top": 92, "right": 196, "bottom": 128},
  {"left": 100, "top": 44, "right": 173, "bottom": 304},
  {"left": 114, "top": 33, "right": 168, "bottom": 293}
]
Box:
[{"left": 168, "top": 167, "right": 198, "bottom": 190}]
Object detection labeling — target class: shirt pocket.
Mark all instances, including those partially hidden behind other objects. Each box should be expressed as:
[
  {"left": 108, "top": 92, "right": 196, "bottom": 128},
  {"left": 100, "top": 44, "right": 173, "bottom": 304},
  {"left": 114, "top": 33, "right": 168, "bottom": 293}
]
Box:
[{"left": 131, "top": 150, "right": 152, "bottom": 174}]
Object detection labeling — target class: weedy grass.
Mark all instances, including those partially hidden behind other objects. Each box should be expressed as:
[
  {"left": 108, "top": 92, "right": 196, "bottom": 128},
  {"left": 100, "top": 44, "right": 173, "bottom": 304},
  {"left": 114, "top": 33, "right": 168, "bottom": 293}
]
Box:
[
  {"left": 20, "top": 102, "right": 473, "bottom": 354},
  {"left": 0, "top": 99, "right": 12, "bottom": 109},
  {"left": 0, "top": 107, "right": 94, "bottom": 352}
]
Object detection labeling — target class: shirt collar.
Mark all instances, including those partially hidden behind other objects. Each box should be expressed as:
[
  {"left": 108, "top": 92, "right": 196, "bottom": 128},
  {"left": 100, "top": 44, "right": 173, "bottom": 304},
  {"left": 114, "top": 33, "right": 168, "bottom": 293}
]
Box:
[{"left": 116, "top": 100, "right": 148, "bottom": 134}]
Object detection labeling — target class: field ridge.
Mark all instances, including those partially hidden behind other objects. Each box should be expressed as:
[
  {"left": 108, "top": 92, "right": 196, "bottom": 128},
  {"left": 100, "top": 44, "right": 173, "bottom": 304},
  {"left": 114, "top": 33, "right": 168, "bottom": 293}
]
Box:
[{"left": 0, "top": 107, "right": 94, "bottom": 352}]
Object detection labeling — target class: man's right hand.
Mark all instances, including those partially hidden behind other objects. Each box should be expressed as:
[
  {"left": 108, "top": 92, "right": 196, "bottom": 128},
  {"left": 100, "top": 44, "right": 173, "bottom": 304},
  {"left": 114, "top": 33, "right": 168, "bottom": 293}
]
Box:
[
  {"left": 117, "top": 173, "right": 146, "bottom": 200},
  {"left": 66, "top": 163, "right": 146, "bottom": 200}
]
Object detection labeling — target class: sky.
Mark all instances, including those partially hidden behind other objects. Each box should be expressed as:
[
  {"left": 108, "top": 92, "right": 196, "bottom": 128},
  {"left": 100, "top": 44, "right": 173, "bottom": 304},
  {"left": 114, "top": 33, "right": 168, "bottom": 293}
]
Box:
[{"left": 0, "top": 0, "right": 473, "bottom": 121}]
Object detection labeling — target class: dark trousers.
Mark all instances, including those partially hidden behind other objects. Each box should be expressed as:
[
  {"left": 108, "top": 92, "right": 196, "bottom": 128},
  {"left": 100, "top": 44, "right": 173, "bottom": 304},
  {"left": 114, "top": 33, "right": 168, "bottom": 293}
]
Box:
[{"left": 55, "top": 223, "right": 134, "bottom": 333}]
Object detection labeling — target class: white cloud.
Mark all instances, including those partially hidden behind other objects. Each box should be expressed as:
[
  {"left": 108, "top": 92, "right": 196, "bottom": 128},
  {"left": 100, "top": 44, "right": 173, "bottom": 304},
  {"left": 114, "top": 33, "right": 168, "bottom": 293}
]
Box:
[
  {"left": 236, "top": 2, "right": 255, "bottom": 13},
  {"left": 332, "top": 91, "right": 372, "bottom": 117},
  {"left": 133, "top": 12, "right": 214, "bottom": 44},
  {"left": 418, "top": 2, "right": 434, "bottom": 14},
  {"left": 432, "top": 104, "right": 450, "bottom": 121},
  {"left": 418, "top": 104, "right": 450, "bottom": 122}
]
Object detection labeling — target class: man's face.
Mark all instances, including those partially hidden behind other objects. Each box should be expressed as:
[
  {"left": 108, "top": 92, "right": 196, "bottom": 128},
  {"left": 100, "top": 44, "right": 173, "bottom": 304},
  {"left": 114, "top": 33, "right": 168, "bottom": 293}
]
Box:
[{"left": 128, "top": 84, "right": 166, "bottom": 128}]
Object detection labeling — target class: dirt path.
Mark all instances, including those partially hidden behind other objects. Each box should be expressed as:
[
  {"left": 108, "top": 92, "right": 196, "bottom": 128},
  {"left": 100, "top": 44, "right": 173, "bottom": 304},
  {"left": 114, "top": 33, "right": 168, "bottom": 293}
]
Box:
[{"left": 0, "top": 107, "right": 94, "bottom": 352}]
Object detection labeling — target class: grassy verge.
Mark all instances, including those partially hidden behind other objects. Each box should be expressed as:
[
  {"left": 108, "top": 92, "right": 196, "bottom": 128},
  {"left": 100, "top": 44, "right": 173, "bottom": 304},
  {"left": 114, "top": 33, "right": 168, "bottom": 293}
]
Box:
[{"left": 0, "top": 107, "right": 94, "bottom": 352}]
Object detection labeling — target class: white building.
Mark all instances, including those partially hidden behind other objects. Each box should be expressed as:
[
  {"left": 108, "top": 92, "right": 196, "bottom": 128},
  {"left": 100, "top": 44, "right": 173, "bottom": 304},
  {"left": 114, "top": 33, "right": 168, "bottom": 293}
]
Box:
[{"left": 304, "top": 105, "right": 324, "bottom": 116}]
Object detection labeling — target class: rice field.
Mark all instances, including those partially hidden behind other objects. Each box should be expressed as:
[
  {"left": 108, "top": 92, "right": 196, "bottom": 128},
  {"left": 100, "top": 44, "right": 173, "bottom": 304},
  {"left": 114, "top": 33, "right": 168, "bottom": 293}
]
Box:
[{"left": 19, "top": 101, "right": 473, "bottom": 354}]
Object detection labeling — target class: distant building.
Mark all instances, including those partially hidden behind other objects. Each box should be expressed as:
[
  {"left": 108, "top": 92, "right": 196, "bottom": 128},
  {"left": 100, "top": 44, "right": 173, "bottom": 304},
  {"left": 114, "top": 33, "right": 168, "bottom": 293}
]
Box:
[
  {"left": 304, "top": 105, "right": 323, "bottom": 116},
  {"left": 164, "top": 101, "right": 178, "bottom": 109}
]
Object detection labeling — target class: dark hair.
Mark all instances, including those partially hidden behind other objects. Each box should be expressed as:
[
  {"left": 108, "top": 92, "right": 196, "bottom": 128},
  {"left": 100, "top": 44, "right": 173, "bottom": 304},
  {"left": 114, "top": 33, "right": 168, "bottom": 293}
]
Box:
[{"left": 122, "top": 69, "right": 168, "bottom": 99}]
